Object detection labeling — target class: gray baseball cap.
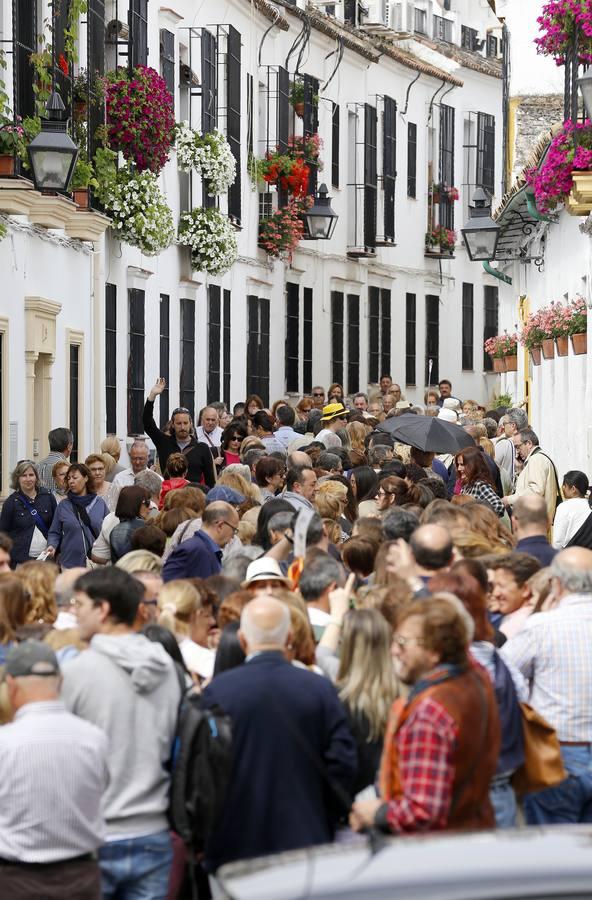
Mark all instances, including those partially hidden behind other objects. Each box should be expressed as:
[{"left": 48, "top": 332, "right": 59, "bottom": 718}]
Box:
[{"left": 5, "top": 641, "right": 59, "bottom": 677}]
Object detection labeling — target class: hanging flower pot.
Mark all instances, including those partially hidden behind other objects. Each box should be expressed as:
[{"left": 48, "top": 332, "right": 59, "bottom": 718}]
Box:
[
  {"left": 492, "top": 357, "right": 507, "bottom": 373},
  {"left": 530, "top": 347, "right": 542, "bottom": 366},
  {"left": 0, "top": 154, "right": 14, "bottom": 176},
  {"left": 542, "top": 338, "right": 555, "bottom": 359},
  {"left": 293, "top": 101, "right": 304, "bottom": 118},
  {"left": 555, "top": 335, "right": 569, "bottom": 357},
  {"left": 73, "top": 188, "right": 89, "bottom": 208},
  {"left": 505, "top": 355, "right": 518, "bottom": 372},
  {"left": 571, "top": 332, "right": 587, "bottom": 355}
]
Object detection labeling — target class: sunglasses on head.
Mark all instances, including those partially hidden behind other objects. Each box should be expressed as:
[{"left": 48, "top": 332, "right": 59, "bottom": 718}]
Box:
[{"left": 172, "top": 407, "right": 191, "bottom": 418}]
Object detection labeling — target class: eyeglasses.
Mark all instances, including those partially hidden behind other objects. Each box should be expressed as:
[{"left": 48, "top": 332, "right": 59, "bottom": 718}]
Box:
[
  {"left": 142, "top": 599, "right": 159, "bottom": 607},
  {"left": 313, "top": 393, "right": 324, "bottom": 398},
  {"left": 393, "top": 633, "right": 424, "bottom": 649},
  {"left": 220, "top": 520, "right": 239, "bottom": 535},
  {"left": 230, "top": 436, "right": 242, "bottom": 442}
]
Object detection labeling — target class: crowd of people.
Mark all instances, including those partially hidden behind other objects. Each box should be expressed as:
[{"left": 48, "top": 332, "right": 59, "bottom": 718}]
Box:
[{"left": 0, "top": 373, "right": 591, "bottom": 899}]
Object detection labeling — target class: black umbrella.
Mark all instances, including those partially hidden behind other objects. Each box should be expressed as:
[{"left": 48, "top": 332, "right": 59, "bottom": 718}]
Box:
[{"left": 377, "top": 414, "right": 476, "bottom": 454}]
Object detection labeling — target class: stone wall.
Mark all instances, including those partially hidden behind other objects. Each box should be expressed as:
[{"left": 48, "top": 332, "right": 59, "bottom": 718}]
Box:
[{"left": 512, "top": 94, "right": 563, "bottom": 179}]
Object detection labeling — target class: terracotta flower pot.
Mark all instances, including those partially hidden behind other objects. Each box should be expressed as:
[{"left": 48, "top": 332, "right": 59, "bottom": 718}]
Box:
[
  {"left": 505, "top": 355, "right": 518, "bottom": 372},
  {"left": 293, "top": 101, "right": 304, "bottom": 118},
  {"left": 542, "top": 338, "right": 555, "bottom": 359},
  {"left": 0, "top": 154, "right": 15, "bottom": 176},
  {"left": 555, "top": 336, "right": 569, "bottom": 357},
  {"left": 571, "top": 332, "right": 587, "bottom": 355},
  {"left": 73, "top": 188, "right": 89, "bottom": 208},
  {"left": 492, "top": 357, "right": 506, "bottom": 373},
  {"left": 529, "top": 347, "right": 542, "bottom": 366}
]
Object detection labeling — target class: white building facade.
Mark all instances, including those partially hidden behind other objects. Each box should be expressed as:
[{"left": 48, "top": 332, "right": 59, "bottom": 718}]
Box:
[{"left": 0, "top": 0, "right": 504, "bottom": 490}]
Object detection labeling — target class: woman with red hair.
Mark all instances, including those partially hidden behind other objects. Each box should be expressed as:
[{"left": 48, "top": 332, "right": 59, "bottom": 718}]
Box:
[{"left": 455, "top": 445, "right": 504, "bottom": 517}]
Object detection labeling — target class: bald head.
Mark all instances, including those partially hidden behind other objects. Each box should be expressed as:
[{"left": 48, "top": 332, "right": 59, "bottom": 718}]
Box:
[
  {"left": 512, "top": 494, "right": 549, "bottom": 536},
  {"left": 410, "top": 524, "right": 453, "bottom": 573},
  {"left": 551, "top": 547, "right": 592, "bottom": 596},
  {"left": 240, "top": 595, "right": 290, "bottom": 652},
  {"left": 202, "top": 501, "right": 238, "bottom": 526},
  {"left": 287, "top": 450, "right": 313, "bottom": 468}
]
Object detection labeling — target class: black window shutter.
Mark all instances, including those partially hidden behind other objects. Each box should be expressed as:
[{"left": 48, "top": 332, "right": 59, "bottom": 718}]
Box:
[
  {"left": 380, "top": 289, "right": 391, "bottom": 377},
  {"left": 260, "top": 299, "right": 270, "bottom": 406},
  {"left": 425, "top": 295, "right": 440, "bottom": 386},
  {"left": 332, "top": 103, "right": 340, "bottom": 189},
  {"left": 127, "top": 289, "right": 145, "bottom": 435},
  {"left": 364, "top": 103, "right": 377, "bottom": 249},
  {"left": 69, "top": 345, "right": 79, "bottom": 462},
  {"left": 383, "top": 96, "right": 397, "bottom": 242},
  {"left": 129, "top": 0, "right": 148, "bottom": 68},
  {"left": 14, "top": 1, "right": 37, "bottom": 121},
  {"left": 201, "top": 29, "right": 217, "bottom": 134},
  {"left": 223, "top": 290, "right": 231, "bottom": 408},
  {"left": 247, "top": 74, "right": 254, "bottom": 158},
  {"left": 227, "top": 26, "right": 241, "bottom": 223},
  {"left": 303, "top": 288, "right": 313, "bottom": 394},
  {"left": 285, "top": 282, "right": 300, "bottom": 393},
  {"left": 160, "top": 29, "right": 175, "bottom": 96},
  {"left": 246, "top": 296, "right": 258, "bottom": 397},
  {"left": 87, "top": 0, "right": 105, "bottom": 166},
  {"left": 407, "top": 122, "right": 417, "bottom": 198},
  {"left": 439, "top": 103, "right": 455, "bottom": 230},
  {"left": 477, "top": 112, "right": 495, "bottom": 195},
  {"left": 208, "top": 285, "right": 221, "bottom": 403},
  {"left": 180, "top": 299, "right": 196, "bottom": 418},
  {"left": 483, "top": 286, "right": 499, "bottom": 371},
  {"left": 277, "top": 67, "right": 290, "bottom": 153},
  {"left": 347, "top": 294, "right": 360, "bottom": 395},
  {"left": 368, "top": 286, "right": 380, "bottom": 383},
  {"left": 52, "top": 0, "right": 71, "bottom": 116},
  {"left": 331, "top": 291, "right": 344, "bottom": 386},
  {"left": 405, "top": 293, "right": 416, "bottom": 386},
  {"left": 303, "top": 75, "right": 320, "bottom": 195},
  {"left": 105, "top": 284, "right": 117, "bottom": 434},
  {"left": 462, "top": 283, "right": 474, "bottom": 371},
  {"left": 159, "top": 294, "right": 170, "bottom": 427}
]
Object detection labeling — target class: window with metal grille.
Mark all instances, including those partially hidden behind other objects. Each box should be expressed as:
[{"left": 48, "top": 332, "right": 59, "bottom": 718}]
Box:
[
  {"left": 130, "top": 0, "right": 148, "bottom": 68},
  {"left": 303, "top": 288, "right": 313, "bottom": 394},
  {"left": 277, "top": 67, "right": 290, "bottom": 208},
  {"left": 461, "top": 25, "right": 478, "bottom": 50},
  {"left": 208, "top": 286, "right": 221, "bottom": 403},
  {"left": 223, "top": 290, "right": 231, "bottom": 408},
  {"left": 105, "top": 284, "right": 117, "bottom": 435},
  {"left": 476, "top": 112, "right": 495, "bottom": 195},
  {"left": 414, "top": 8, "right": 427, "bottom": 34},
  {"left": 483, "top": 285, "right": 499, "bottom": 372},
  {"left": 285, "top": 283, "right": 300, "bottom": 393},
  {"left": 160, "top": 29, "right": 175, "bottom": 97},
  {"left": 368, "top": 287, "right": 391, "bottom": 383},
  {"left": 52, "top": 0, "right": 70, "bottom": 116},
  {"left": 304, "top": 75, "right": 320, "bottom": 196},
  {"left": 87, "top": 0, "right": 106, "bottom": 177},
  {"left": 13, "top": 1, "right": 37, "bottom": 122},
  {"left": 364, "top": 103, "right": 377, "bottom": 249},
  {"left": 462, "top": 283, "right": 474, "bottom": 371},
  {"left": 439, "top": 104, "right": 455, "bottom": 230},
  {"left": 128, "top": 289, "right": 145, "bottom": 436},
  {"left": 246, "top": 296, "right": 270, "bottom": 405},
  {"left": 227, "top": 26, "right": 241, "bottom": 222},
  {"left": 407, "top": 122, "right": 417, "bottom": 198},
  {"left": 180, "top": 299, "right": 196, "bottom": 417},
  {"left": 486, "top": 34, "right": 498, "bottom": 57},
  {"left": 433, "top": 15, "right": 453, "bottom": 42},
  {"left": 405, "top": 293, "right": 416, "bottom": 386},
  {"left": 347, "top": 294, "right": 360, "bottom": 395},
  {"left": 331, "top": 292, "right": 344, "bottom": 386},
  {"left": 332, "top": 102, "right": 340, "bottom": 189},
  {"left": 201, "top": 29, "right": 217, "bottom": 134},
  {"left": 159, "top": 295, "right": 170, "bottom": 427},
  {"left": 69, "top": 344, "right": 80, "bottom": 462},
  {"left": 425, "top": 295, "right": 440, "bottom": 386},
  {"left": 383, "top": 96, "right": 396, "bottom": 243}
]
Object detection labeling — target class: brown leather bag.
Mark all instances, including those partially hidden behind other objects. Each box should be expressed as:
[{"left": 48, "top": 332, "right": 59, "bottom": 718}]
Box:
[{"left": 511, "top": 702, "right": 567, "bottom": 797}]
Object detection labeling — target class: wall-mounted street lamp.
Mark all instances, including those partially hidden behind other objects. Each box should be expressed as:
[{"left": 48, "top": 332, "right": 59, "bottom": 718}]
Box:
[
  {"left": 302, "top": 183, "right": 339, "bottom": 240},
  {"left": 461, "top": 188, "right": 500, "bottom": 261},
  {"left": 27, "top": 91, "right": 79, "bottom": 193}
]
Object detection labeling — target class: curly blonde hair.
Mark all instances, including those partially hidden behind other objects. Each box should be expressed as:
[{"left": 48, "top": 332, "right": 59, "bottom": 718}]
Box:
[
  {"left": 16, "top": 561, "right": 59, "bottom": 625},
  {"left": 315, "top": 481, "right": 348, "bottom": 520}
]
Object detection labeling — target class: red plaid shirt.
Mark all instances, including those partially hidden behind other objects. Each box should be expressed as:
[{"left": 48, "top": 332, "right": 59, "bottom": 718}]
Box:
[{"left": 385, "top": 696, "right": 458, "bottom": 833}]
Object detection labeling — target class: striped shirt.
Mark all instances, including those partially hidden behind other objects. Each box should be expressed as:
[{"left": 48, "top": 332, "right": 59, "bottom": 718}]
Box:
[
  {"left": 0, "top": 701, "right": 108, "bottom": 863},
  {"left": 37, "top": 451, "right": 68, "bottom": 492},
  {"left": 501, "top": 594, "right": 592, "bottom": 741}
]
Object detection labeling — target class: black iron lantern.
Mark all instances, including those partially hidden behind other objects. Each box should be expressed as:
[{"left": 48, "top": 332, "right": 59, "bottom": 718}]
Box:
[
  {"left": 27, "top": 91, "right": 79, "bottom": 193},
  {"left": 578, "top": 69, "right": 592, "bottom": 120},
  {"left": 302, "top": 183, "right": 338, "bottom": 240},
  {"left": 461, "top": 188, "right": 500, "bottom": 261}
]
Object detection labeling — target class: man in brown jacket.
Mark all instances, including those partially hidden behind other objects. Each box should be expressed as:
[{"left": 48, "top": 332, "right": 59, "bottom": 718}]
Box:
[{"left": 351, "top": 596, "right": 500, "bottom": 834}]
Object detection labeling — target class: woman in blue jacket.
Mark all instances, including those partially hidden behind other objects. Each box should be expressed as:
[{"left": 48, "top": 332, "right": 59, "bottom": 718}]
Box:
[
  {"left": 46, "top": 463, "right": 109, "bottom": 569},
  {"left": 0, "top": 461, "right": 57, "bottom": 566}
]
